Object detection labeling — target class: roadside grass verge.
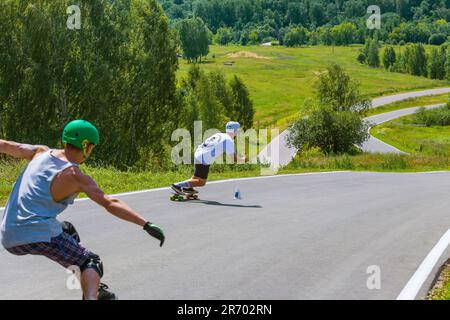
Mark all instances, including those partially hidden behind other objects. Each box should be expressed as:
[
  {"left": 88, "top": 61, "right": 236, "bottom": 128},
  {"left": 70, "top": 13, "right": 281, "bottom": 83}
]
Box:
[
  {"left": 371, "top": 113, "right": 450, "bottom": 156},
  {"left": 367, "top": 94, "right": 449, "bottom": 117},
  {"left": 282, "top": 152, "right": 450, "bottom": 173},
  {"left": 427, "top": 261, "right": 450, "bottom": 300}
]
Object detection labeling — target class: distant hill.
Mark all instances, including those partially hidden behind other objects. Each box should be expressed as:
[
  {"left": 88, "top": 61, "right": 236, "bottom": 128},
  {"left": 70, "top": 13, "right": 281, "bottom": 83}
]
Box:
[{"left": 158, "top": 0, "right": 450, "bottom": 45}]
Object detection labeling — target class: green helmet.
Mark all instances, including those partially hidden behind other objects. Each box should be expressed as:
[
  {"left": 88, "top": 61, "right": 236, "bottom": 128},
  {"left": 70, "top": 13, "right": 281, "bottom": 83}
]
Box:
[{"left": 62, "top": 120, "right": 99, "bottom": 150}]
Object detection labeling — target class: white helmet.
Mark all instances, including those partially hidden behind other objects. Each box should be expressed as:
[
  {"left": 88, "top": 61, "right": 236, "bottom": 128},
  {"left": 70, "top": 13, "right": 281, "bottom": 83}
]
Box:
[{"left": 226, "top": 121, "right": 241, "bottom": 134}]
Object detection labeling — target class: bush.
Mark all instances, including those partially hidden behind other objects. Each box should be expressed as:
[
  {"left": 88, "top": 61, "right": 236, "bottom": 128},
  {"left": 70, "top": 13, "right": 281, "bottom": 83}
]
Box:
[
  {"left": 429, "top": 34, "right": 447, "bottom": 46},
  {"left": 415, "top": 105, "right": 450, "bottom": 126},
  {"left": 357, "top": 53, "right": 366, "bottom": 64},
  {"left": 286, "top": 106, "right": 370, "bottom": 155}
]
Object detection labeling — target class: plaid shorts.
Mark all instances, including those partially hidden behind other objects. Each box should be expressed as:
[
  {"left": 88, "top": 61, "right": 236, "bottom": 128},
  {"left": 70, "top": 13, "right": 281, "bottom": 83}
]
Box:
[{"left": 6, "top": 231, "right": 92, "bottom": 269}]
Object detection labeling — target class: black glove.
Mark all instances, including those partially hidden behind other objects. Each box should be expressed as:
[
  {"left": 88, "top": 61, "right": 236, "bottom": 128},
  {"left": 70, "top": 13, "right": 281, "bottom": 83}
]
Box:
[{"left": 143, "top": 222, "right": 165, "bottom": 247}]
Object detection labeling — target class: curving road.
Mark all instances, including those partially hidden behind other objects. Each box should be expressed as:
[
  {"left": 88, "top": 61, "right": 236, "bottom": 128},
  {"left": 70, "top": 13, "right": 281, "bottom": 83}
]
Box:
[
  {"left": 259, "top": 88, "right": 450, "bottom": 167},
  {"left": 361, "top": 103, "right": 446, "bottom": 154},
  {"left": 1, "top": 171, "right": 450, "bottom": 300}
]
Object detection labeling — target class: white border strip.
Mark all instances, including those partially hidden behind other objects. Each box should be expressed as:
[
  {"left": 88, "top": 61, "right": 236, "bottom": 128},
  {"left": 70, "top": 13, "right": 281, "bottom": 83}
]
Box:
[
  {"left": 397, "top": 228, "right": 450, "bottom": 300},
  {"left": 1, "top": 170, "right": 449, "bottom": 212}
]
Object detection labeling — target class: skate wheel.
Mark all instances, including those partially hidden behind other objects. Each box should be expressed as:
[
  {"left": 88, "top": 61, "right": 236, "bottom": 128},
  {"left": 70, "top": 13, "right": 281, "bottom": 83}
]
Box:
[{"left": 170, "top": 195, "right": 183, "bottom": 201}]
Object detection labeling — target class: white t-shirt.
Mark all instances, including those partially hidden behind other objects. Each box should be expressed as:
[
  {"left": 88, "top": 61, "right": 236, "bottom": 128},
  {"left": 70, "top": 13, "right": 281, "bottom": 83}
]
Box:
[{"left": 194, "top": 133, "right": 235, "bottom": 165}]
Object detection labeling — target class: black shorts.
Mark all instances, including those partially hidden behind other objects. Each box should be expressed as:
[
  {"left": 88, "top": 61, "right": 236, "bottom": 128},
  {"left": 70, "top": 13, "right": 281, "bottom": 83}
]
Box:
[{"left": 194, "top": 164, "right": 210, "bottom": 180}]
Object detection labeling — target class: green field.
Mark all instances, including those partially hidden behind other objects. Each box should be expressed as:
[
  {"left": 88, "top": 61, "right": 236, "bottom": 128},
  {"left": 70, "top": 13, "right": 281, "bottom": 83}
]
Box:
[
  {"left": 178, "top": 45, "right": 448, "bottom": 128},
  {"left": 371, "top": 112, "right": 450, "bottom": 156}
]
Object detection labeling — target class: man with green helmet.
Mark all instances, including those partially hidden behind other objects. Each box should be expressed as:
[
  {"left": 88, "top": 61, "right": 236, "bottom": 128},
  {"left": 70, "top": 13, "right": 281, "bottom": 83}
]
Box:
[{"left": 0, "top": 119, "right": 165, "bottom": 300}]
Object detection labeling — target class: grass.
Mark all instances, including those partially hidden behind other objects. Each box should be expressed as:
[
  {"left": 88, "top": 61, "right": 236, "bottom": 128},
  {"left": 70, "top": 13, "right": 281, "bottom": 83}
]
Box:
[
  {"left": 371, "top": 111, "right": 450, "bottom": 157},
  {"left": 178, "top": 45, "right": 448, "bottom": 128},
  {"left": 427, "top": 262, "right": 450, "bottom": 300},
  {"left": 282, "top": 150, "right": 450, "bottom": 173},
  {"left": 367, "top": 94, "right": 449, "bottom": 116}
]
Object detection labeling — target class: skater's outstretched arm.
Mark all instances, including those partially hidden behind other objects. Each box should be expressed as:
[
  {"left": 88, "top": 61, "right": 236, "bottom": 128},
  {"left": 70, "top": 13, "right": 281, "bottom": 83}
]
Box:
[
  {"left": 73, "top": 167, "right": 146, "bottom": 225},
  {"left": 72, "top": 167, "right": 165, "bottom": 246},
  {"left": 0, "top": 139, "right": 49, "bottom": 160}
]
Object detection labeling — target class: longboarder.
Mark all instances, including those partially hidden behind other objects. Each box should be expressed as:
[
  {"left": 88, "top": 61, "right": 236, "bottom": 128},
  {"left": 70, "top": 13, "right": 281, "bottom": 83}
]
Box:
[
  {"left": 171, "top": 121, "right": 245, "bottom": 198},
  {"left": 0, "top": 120, "right": 165, "bottom": 300}
]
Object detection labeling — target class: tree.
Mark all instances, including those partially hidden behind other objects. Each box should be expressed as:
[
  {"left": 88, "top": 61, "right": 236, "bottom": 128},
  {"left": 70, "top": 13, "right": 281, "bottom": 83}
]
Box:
[
  {"left": 317, "top": 26, "right": 333, "bottom": 45},
  {"left": 284, "top": 27, "right": 308, "bottom": 47},
  {"left": 309, "top": 3, "right": 326, "bottom": 27},
  {"left": 287, "top": 63, "right": 370, "bottom": 154},
  {"left": 428, "top": 46, "right": 447, "bottom": 80},
  {"left": 404, "top": 43, "right": 428, "bottom": 77},
  {"left": 209, "top": 70, "right": 233, "bottom": 114},
  {"left": 367, "top": 39, "right": 380, "bottom": 68},
  {"left": 229, "top": 75, "right": 255, "bottom": 130},
  {"left": 195, "top": 74, "right": 227, "bottom": 131},
  {"left": 382, "top": 46, "right": 397, "bottom": 70},
  {"left": 182, "top": 90, "right": 200, "bottom": 136},
  {"left": 178, "top": 17, "right": 210, "bottom": 63},
  {"left": 0, "top": 0, "right": 180, "bottom": 169},
  {"left": 248, "top": 30, "right": 260, "bottom": 44},
  {"left": 331, "top": 22, "right": 357, "bottom": 46},
  {"left": 214, "top": 27, "right": 233, "bottom": 45},
  {"left": 446, "top": 47, "right": 450, "bottom": 80},
  {"left": 317, "top": 64, "right": 371, "bottom": 113},
  {"left": 285, "top": 2, "right": 307, "bottom": 25},
  {"left": 179, "top": 67, "right": 254, "bottom": 133}
]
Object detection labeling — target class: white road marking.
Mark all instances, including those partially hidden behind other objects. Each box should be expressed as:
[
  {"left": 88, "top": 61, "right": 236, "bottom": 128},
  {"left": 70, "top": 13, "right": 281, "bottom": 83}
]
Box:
[{"left": 397, "top": 228, "right": 450, "bottom": 300}]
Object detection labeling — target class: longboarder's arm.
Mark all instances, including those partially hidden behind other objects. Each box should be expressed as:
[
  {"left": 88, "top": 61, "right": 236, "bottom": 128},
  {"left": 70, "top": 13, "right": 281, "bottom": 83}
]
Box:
[
  {"left": 73, "top": 167, "right": 147, "bottom": 227},
  {"left": 0, "top": 139, "right": 49, "bottom": 160}
]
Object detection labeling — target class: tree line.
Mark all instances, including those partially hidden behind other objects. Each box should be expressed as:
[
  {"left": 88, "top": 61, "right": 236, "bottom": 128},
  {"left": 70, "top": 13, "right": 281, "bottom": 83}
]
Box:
[
  {"left": 358, "top": 38, "right": 450, "bottom": 80},
  {"left": 160, "top": 0, "right": 450, "bottom": 46}
]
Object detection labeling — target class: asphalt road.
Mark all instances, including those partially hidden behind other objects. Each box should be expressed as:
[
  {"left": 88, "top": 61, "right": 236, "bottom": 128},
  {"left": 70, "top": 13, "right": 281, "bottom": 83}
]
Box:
[{"left": 1, "top": 172, "right": 450, "bottom": 300}]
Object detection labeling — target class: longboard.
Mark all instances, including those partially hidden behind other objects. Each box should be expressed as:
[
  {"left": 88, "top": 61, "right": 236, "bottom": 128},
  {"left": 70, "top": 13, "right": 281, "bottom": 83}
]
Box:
[{"left": 170, "top": 193, "right": 199, "bottom": 202}]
